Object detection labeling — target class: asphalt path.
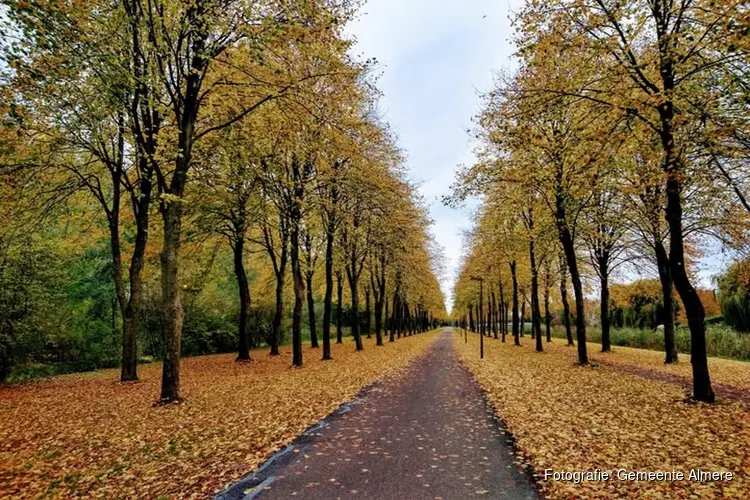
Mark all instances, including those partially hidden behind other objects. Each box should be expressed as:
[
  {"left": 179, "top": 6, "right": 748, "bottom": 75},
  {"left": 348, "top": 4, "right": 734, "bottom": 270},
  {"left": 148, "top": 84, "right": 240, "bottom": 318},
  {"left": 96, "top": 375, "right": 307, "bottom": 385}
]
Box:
[{"left": 231, "top": 329, "right": 537, "bottom": 500}]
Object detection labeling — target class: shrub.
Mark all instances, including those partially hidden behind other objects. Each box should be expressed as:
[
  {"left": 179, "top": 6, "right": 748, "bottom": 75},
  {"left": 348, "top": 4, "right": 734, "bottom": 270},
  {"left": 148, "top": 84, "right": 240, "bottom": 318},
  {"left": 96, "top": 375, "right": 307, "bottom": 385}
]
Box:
[
  {"left": 550, "top": 324, "right": 750, "bottom": 361},
  {"left": 717, "top": 259, "right": 750, "bottom": 333}
]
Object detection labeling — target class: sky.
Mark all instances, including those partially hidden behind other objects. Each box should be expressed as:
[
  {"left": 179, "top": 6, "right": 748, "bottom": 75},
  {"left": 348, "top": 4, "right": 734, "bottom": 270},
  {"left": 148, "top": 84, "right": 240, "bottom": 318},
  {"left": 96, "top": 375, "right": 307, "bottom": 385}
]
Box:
[
  {"left": 347, "top": 0, "right": 522, "bottom": 313},
  {"left": 345, "top": 0, "right": 732, "bottom": 314}
]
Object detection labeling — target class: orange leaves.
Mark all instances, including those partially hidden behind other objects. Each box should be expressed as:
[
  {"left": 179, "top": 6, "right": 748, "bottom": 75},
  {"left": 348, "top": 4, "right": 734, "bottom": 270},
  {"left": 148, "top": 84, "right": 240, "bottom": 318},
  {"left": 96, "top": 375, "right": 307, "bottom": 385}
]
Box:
[
  {"left": 457, "top": 332, "right": 750, "bottom": 498},
  {"left": 0, "top": 332, "right": 440, "bottom": 499}
]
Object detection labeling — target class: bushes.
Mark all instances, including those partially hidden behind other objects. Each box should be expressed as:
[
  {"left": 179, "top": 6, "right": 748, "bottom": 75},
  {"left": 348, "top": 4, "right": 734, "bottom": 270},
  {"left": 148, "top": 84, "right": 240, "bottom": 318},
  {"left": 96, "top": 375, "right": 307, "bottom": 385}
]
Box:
[
  {"left": 700, "top": 324, "right": 750, "bottom": 360},
  {"left": 610, "top": 279, "right": 669, "bottom": 330},
  {"left": 138, "top": 284, "right": 278, "bottom": 361},
  {"left": 550, "top": 324, "right": 750, "bottom": 361},
  {"left": 181, "top": 306, "right": 237, "bottom": 357},
  {"left": 0, "top": 230, "right": 327, "bottom": 382},
  {"left": 0, "top": 235, "right": 71, "bottom": 380},
  {"left": 719, "top": 293, "right": 750, "bottom": 333},
  {"left": 717, "top": 259, "right": 750, "bottom": 332}
]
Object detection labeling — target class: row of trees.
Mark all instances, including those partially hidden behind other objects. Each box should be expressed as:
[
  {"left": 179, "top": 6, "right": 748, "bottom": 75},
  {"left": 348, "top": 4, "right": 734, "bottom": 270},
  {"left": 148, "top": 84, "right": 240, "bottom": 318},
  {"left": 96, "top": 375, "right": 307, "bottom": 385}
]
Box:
[
  {"left": 0, "top": 0, "right": 445, "bottom": 402},
  {"left": 449, "top": 0, "right": 750, "bottom": 402}
]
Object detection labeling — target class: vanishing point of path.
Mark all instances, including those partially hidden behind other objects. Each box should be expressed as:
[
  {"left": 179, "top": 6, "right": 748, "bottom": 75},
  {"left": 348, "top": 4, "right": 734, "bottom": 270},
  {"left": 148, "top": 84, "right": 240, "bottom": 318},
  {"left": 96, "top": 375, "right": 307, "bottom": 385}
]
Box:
[{"left": 243, "top": 329, "right": 537, "bottom": 499}]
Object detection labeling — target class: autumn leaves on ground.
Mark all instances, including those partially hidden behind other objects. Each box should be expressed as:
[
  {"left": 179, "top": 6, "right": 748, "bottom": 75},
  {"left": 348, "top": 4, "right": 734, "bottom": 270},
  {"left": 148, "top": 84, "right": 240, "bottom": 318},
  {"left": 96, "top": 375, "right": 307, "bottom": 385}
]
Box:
[
  {"left": 3, "top": 330, "right": 749, "bottom": 499},
  {"left": 3, "top": 0, "right": 750, "bottom": 499},
  {"left": 0, "top": 332, "right": 441, "bottom": 498},
  {"left": 457, "top": 332, "right": 750, "bottom": 499}
]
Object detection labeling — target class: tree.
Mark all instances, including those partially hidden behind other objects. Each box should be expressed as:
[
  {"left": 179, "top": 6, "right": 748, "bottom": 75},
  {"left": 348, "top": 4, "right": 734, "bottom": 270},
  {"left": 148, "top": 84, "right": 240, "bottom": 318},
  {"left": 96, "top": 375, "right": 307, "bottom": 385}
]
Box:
[
  {"left": 515, "top": 0, "right": 748, "bottom": 401},
  {"left": 582, "top": 187, "right": 628, "bottom": 353},
  {"left": 193, "top": 126, "right": 261, "bottom": 361},
  {"left": 303, "top": 227, "right": 322, "bottom": 349},
  {"left": 4, "top": 0, "right": 164, "bottom": 382}
]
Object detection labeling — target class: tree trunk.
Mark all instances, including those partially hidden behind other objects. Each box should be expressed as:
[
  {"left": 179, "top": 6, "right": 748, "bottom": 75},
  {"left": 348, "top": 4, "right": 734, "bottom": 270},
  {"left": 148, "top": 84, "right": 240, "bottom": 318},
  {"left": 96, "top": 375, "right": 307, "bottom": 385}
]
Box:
[
  {"left": 397, "top": 299, "right": 403, "bottom": 338},
  {"left": 322, "top": 225, "right": 335, "bottom": 360},
  {"left": 488, "top": 302, "right": 492, "bottom": 336},
  {"left": 321, "top": 172, "right": 338, "bottom": 360},
  {"left": 544, "top": 267, "right": 551, "bottom": 343},
  {"left": 663, "top": 144, "right": 713, "bottom": 399},
  {"left": 372, "top": 264, "right": 386, "bottom": 347},
  {"left": 233, "top": 237, "right": 251, "bottom": 361},
  {"left": 159, "top": 200, "right": 184, "bottom": 403},
  {"left": 559, "top": 253, "right": 574, "bottom": 346},
  {"left": 384, "top": 297, "right": 389, "bottom": 343},
  {"left": 510, "top": 261, "right": 520, "bottom": 345},
  {"left": 558, "top": 212, "right": 588, "bottom": 364},
  {"left": 121, "top": 16, "right": 160, "bottom": 383},
  {"left": 487, "top": 295, "right": 492, "bottom": 337},
  {"left": 290, "top": 160, "right": 304, "bottom": 367},
  {"left": 106, "top": 216, "right": 129, "bottom": 382},
  {"left": 401, "top": 302, "right": 407, "bottom": 336},
  {"left": 393, "top": 296, "right": 399, "bottom": 338},
  {"left": 307, "top": 272, "right": 318, "bottom": 348},
  {"left": 158, "top": 42, "right": 205, "bottom": 403},
  {"left": 374, "top": 295, "right": 383, "bottom": 346},
  {"left": 120, "top": 302, "right": 140, "bottom": 381},
  {"left": 599, "top": 258, "right": 611, "bottom": 353},
  {"left": 406, "top": 302, "right": 413, "bottom": 336},
  {"left": 336, "top": 272, "right": 343, "bottom": 344},
  {"left": 271, "top": 270, "right": 284, "bottom": 356},
  {"left": 656, "top": 12, "right": 712, "bottom": 402},
  {"left": 347, "top": 268, "right": 363, "bottom": 351},
  {"left": 520, "top": 298, "right": 526, "bottom": 338},
  {"left": 499, "top": 280, "right": 506, "bottom": 343},
  {"left": 477, "top": 281, "right": 485, "bottom": 337},
  {"left": 365, "top": 287, "right": 372, "bottom": 339},
  {"left": 120, "top": 182, "right": 153, "bottom": 383},
  {"left": 505, "top": 298, "right": 510, "bottom": 340},
  {"left": 120, "top": 204, "right": 149, "bottom": 382},
  {"left": 477, "top": 280, "right": 484, "bottom": 359},
  {"left": 491, "top": 290, "right": 498, "bottom": 339},
  {"left": 655, "top": 240, "right": 678, "bottom": 363},
  {"left": 530, "top": 236, "right": 543, "bottom": 353},
  {"left": 384, "top": 298, "right": 396, "bottom": 342}
]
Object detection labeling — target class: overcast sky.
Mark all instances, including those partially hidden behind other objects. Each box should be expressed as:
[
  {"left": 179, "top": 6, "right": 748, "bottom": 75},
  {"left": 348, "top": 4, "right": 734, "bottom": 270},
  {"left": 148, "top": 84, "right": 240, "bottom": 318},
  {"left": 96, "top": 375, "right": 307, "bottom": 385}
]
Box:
[
  {"left": 346, "top": 1, "right": 728, "bottom": 314},
  {"left": 347, "top": 0, "right": 522, "bottom": 312}
]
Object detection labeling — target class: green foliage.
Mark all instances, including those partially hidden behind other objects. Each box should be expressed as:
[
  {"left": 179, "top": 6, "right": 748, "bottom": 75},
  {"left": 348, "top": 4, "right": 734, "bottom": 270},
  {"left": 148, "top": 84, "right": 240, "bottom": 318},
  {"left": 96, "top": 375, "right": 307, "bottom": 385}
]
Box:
[
  {"left": 0, "top": 235, "right": 69, "bottom": 379},
  {"left": 63, "top": 246, "right": 121, "bottom": 371},
  {"left": 610, "top": 292, "right": 679, "bottom": 330},
  {"left": 551, "top": 324, "right": 750, "bottom": 361},
  {"left": 1, "top": 239, "right": 126, "bottom": 380},
  {"left": 717, "top": 260, "right": 750, "bottom": 333}
]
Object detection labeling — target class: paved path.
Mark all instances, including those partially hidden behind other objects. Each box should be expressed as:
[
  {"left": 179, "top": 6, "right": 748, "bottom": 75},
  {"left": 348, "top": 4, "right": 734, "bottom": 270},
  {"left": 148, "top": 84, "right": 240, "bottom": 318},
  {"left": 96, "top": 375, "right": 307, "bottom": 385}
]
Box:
[{"left": 246, "top": 329, "right": 537, "bottom": 499}]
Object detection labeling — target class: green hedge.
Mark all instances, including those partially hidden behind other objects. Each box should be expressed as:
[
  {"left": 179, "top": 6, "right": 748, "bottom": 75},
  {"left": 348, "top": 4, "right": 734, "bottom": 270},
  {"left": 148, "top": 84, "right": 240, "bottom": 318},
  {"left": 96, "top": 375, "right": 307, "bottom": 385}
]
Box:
[{"left": 549, "top": 324, "right": 750, "bottom": 361}]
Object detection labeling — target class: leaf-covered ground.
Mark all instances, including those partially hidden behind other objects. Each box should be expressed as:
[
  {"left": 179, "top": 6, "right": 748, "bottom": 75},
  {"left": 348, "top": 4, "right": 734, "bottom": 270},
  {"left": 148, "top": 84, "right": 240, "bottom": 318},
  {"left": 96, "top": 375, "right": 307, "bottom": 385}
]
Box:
[
  {"left": 0, "top": 331, "right": 440, "bottom": 499},
  {"left": 549, "top": 338, "right": 750, "bottom": 390},
  {"left": 456, "top": 332, "right": 750, "bottom": 498}
]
